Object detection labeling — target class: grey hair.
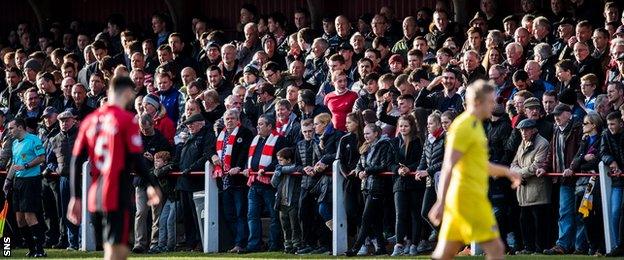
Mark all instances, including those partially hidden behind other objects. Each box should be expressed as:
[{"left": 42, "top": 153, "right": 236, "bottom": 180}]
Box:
[{"left": 533, "top": 43, "right": 552, "bottom": 60}]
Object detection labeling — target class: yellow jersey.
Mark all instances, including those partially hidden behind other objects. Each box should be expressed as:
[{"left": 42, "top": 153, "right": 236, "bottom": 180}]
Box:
[{"left": 439, "top": 112, "right": 499, "bottom": 244}]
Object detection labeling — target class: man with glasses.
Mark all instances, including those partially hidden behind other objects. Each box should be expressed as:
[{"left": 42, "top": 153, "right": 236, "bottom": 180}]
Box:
[
  {"left": 489, "top": 64, "right": 512, "bottom": 102},
  {"left": 244, "top": 82, "right": 277, "bottom": 125},
  {"left": 262, "top": 61, "right": 293, "bottom": 99}
]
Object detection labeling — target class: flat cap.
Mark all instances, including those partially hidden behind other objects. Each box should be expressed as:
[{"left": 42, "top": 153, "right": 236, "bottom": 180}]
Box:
[
  {"left": 184, "top": 113, "right": 205, "bottom": 125},
  {"left": 517, "top": 119, "right": 537, "bottom": 129}
]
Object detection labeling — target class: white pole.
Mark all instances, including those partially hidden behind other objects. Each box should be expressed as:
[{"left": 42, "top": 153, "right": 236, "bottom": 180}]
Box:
[
  {"left": 204, "top": 162, "right": 219, "bottom": 253},
  {"left": 332, "top": 160, "right": 347, "bottom": 256},
  {"left": 80, "top": 162, "right": 95, "bottom": 251},
  {"left": 599, "top": 162, "right": 614, "bottom": 253}
]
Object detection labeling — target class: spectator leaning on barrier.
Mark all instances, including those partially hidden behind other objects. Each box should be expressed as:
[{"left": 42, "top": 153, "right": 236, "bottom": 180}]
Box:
[
  {"left": 242, "top": 114, "right": 286, "bottom": 253},
  {"left": 134, "top": 113, "right": 171, "bottom": 254},
  {"left": 573, "top": 112, "right": 605, "bottom": 255},
  {"left": 538, "top": 103, "right": 584, "bottom": 255},
  {"left": 211, "top": 109, "right": 254, "bottom": 253},
  {"left": 175, "top": 113, "right": 216, "bottom": 251},
  {"left": 50, "top": 108, "right": 80, "bottom": 250},
  {"left": 510, "top": 118, "right": 550, "bottom": 254},
  {"left": 601, "top": 111, "right": 624, "bottom": 252}
]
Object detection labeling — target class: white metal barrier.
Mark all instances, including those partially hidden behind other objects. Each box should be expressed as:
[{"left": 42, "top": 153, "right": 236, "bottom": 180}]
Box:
[
  {"left": 599, "top": 161, "right": 614, "bottom": 253},
  {"left": 80, "top": 162, "right": 96, "bottom": 251},
  {"left": 332, "top": 159, "right": 348, "bottom": 256},
  {"left": 77, "top": 160, "right": 618, "bottom": 255},
  {"left": 204, "top": 162, "right": 218, "bottom": 253}
]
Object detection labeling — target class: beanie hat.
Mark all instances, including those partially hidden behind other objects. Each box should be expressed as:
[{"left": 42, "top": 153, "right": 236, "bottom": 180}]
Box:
[{"left": 143, "top": 93, "right": 161, "bottom": 110}]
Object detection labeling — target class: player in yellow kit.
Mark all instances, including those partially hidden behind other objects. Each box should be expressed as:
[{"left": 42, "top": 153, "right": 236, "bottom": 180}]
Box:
[{"left": 428, "top": 80, "right": 521, "bottom": 260}]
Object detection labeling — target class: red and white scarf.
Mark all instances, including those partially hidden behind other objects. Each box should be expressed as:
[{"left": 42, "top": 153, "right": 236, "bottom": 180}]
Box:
[
  {"left": 214, "top": 126, "right": 240, "bottom": 177},
  {"left": 246, "top": 131, "right": 279, "bottom": 186},
  {"left": 275, "top": 113, "right": 295, "bottom": 136}
]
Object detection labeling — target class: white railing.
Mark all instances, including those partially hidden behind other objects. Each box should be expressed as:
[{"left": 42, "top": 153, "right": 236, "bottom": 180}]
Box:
[{"left": 78, "top": 160, "right": 617, "bottom": 255}]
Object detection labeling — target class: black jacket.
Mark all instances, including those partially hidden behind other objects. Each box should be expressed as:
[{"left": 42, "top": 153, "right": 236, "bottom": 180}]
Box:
[
  {"left": 353, "top": 93, "right": 376, "bottom": 112},
  {"left": 391, "top": 135, "right": 424, "bottom": 192},
  {"left": 356, "top": 137, "right": 395, "bottom": 194},
  {"left": 316, "top": 128, "right": 342, "bottom": 203},
  {"left": 485, "top": 117, "right": 515, "bottom": 204},
  {"left": 221, "top": 127, "right": 254, "bottom": 190},
  {"left": 415, "top": 88, "right": 464, "bottom": 114},
  {"left": 336, "top": 133, "right": 362, "bottom": 196},
  {"left": 418, "top": 132, "right": 445, "bottom": 187},
  {"left": 485, "top": 116, "right": 513, "bottom": 165},
  {"left": 297, "top": 138, "right": 322, "bottom": 190},
  {"left": 136, "top": 130, "right": 172, "bottom": 187},
  {"left": 154, "top": 163, "right": 177, "bottom": 201},
  {"left": 43, "top": 89, "right": 65, "bottom": 112},
  {"left": 50, "top": 125, "right": 78, "bottom": 176},
  {"left": 601, "top": 129, "right": 624, "bottom": 187},
  {"left": 175, "top": 126, "right": 217, "bottom": 192}
]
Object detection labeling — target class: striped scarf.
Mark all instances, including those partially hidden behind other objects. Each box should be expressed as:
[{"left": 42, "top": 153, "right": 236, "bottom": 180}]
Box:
[
  {"left": 246, "top": 131, "right": 279, "bottom": 186},
  {"left": 214, "top": 126, "right": 239, "bottom": 177},
  {"left": 275, "top": 113, "right": 296, "bottom": 136}
]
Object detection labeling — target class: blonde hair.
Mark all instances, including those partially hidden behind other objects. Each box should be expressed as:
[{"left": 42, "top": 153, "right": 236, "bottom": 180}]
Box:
[{"left": 465, "top": 79, "right": 495, "bottom": 106}]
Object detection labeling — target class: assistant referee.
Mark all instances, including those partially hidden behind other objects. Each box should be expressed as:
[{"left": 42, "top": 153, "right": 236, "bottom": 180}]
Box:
[{"left": 3, "top": 118, "right": 47, "bottom": 257}]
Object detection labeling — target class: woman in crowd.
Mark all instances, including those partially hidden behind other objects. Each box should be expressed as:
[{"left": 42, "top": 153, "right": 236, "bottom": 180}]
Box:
[
  {"left": 390, "top": 114, "right": 424, "bottom": 256},
  {"left": 336, "top": 112, "right": 365, "bottom": 238},
  {"left": 416, "top": 112, "right": 446, "bottom": 252},
  {"left": 313, "top": 113, "right": 343, "bottom": 253},
  {"left": 346, "top": 123, "right": 395, "bottom": 257},
  {"left": 570, "top": 112, "right": 604, "bottom": 256}
]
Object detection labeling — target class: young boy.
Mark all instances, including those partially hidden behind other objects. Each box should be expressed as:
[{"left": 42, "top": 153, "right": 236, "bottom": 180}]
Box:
[
  {"left": 153, "top": 151, "right": 177, "bottom": 253},
  {"left": 602, "top": 112, "right": 624, "bottom": 255},
  {"left": 295, "top": 119, "right": 324, "bottom": 254},
  {"left": 271, "top": 147, "right": 302, "bottom": 254}
]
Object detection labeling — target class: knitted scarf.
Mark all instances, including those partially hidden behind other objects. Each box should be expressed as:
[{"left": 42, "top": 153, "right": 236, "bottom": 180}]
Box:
[
  {"left": 246, "top": 130, "right": 279, "bottom": 186},
  {"left": 214, "top": 126, "right": 240, "bottom": 178}
]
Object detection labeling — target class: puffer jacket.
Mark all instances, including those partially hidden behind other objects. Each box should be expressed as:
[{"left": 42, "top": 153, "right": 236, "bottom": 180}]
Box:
[
  {"left": 271, "top": 163, "right": 301, "bottom": 208},
  {"left": 417, "top": 132, "right": 445, "bottom": 187},
  {"left": 601, "top": 129, "right": 624, "bottom": 187},
  {"left": 485, "top": 116, "right": 512, "bottom": 165},
  {"left": 510, "top": 134, "right": 551, "bottom": 206},
  {"left": 50, "top": 125, "right": 78, "bottom": 177},
  {"left": 317, "top": 127, "right": 344, "bottom": 202},
  {"left": 297, "top": 138, "right": 322, "bottom": 190},
  {"left": 175, "top": 126, "right": 216, "bottom": 192},
  {"left": 486, "top": 117, "right": 514, "bottom": 204},
  {"left": 391, "top": 135, "right": 424, "bottom": 192},
  {"left": 356, "top": 136, "right": 395, "bottom": 194}
]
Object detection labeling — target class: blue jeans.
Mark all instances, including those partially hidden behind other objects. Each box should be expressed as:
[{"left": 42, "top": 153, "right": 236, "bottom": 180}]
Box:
[
  {"left": 246, "top": 184, "right": 280, "bottom": 251},
  {"left": 611, "top": 187, "right": 623, "bottom": 246},
  {"left": 223, "top": 187, "right": 248, "bottom": 248},
  {"left": 556, "top": 185, "right": 587, "bottom": 251},
  {"left": 158, "top": 199, "right": 176, "bottom": 250},
  {"left": 318, "top": 201, "right": 332, "bottom": 222},
  {"left": 60, "top": 176, "right": 79, "bottom": 248}
]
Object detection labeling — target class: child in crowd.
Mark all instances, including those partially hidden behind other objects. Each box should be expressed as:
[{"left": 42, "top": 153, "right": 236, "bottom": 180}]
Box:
[
  {"left": 271, "top": 147, "right": 302, "bottom": 254},
  {"left": 153, "top": 151, "right": 177, "bottom": 253}
]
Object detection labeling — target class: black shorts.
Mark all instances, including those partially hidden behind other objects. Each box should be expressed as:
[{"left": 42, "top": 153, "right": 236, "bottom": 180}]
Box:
[
  {"left": 12, "top": 176, "right": 42, "bottom": 213},
  {"left": 92, "top": 208, "right": 132, "bottom": 246}
]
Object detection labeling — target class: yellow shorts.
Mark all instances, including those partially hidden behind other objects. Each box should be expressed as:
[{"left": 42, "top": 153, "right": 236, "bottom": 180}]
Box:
[{"left": 438, "top": 196, "right": 500, "bottom": 244}]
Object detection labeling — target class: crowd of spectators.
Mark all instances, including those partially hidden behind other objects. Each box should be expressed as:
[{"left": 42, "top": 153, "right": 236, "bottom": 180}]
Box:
[{"left": 2, "top": 0, "right": 624, "bottom": 257}]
